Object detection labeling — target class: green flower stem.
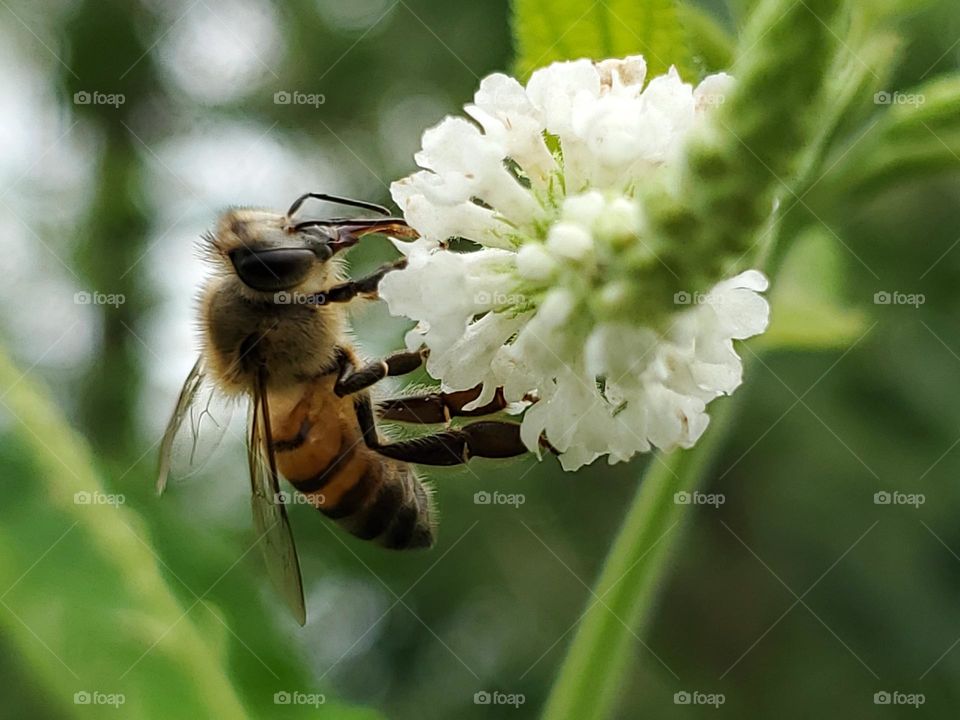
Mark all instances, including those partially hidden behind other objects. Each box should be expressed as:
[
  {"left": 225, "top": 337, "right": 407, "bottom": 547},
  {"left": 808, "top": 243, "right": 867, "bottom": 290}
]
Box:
[{"left": 541, "top": 392, "right": 741, "bottom": 720}]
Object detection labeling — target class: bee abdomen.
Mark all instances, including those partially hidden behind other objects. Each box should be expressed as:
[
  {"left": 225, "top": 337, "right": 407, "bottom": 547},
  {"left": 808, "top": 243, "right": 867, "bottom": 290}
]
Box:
[
  {"left": 305, "top": 458, "right": 434, "bottom": 550},
  {"left": 360, "top": 463, "right": 434, "bottom": 550}
]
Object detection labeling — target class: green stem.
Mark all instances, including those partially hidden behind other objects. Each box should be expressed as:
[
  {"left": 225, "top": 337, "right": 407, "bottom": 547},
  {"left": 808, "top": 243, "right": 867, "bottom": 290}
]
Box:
[
  {"left": 540, "top": 393, "right": 741, "bottom": 720},
  {"left": 0, "top": 348, "right": 252, "bottom": 719}
]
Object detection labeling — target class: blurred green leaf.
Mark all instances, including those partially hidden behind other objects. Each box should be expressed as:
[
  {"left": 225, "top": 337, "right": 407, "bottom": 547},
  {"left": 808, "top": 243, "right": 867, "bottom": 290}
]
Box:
[
  {"left": 793, "top": 29, "right": 901, "bottom": 194},
  {"left": 512, "top": 0, "right": 691, "bottom": 79},
  {"left": 0, "top": 349, "right": 382, "bottom": 720},
  {"left": 824, "top": 73, "right": 960, "bottom": 195},
  {"left": 678, "top": 3, "right": 734, "bottom": 73},
  {"left": 759, "top": 228, "right": 869, "bottom": 351},
  {"left": 0, "top": 348, "right": 250, "bottom": 719}
]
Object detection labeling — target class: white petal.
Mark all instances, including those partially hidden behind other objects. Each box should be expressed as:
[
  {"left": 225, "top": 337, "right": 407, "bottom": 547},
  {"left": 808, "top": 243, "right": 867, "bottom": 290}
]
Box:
[
  {"left": 546, "top": 222, "right": 594, "bottom": 261},
  {"left": 707, "top": 288, "right": 770, "bottom": 339},
  {"left": 584, "top": 322, "right": 657, "bottom": 380},
  {"left": 597, "top": 55, "right": 647, "bottom": 92},
  {"left": 465, "top": 73, "right": 558, "bottom": 185},
  {"left": 414, "top": 117, "right": 540, "bottom": 228},
  {"left": 391, "top": 173, "right": 506, "bottom": 247},
  {"left": 645, "top": 384, "right": 709, "bottom": 450},
  {"left": 712, "top": 269, "right": 769, "bottom": 293},
  {"left": 526, "top": 59, "right": 601, "bottom": 138},
  {"left": 538, "top": 288, "right": 576, "bottom": 328},
  {"left": 516, "top": 243, "right": 557, "bottom": 281}
]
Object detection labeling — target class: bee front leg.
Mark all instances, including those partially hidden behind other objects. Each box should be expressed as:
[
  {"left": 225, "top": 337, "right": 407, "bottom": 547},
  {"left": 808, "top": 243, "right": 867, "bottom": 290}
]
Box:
[
  {"left": 376, "top": 386, "right": 508, "bottom": 425},
  {"left": 308, "top": 258, "right": 407, "bottom": 305},
  {"left": 334, "top": 347, "right": 428, "bottom": 397}
]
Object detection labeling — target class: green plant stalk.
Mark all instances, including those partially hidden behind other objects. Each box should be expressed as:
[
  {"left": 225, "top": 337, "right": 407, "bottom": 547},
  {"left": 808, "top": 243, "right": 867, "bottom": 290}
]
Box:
[
  {"left": 541, "top": 392, "right": 740, "bottom": 720},
  {"left": 0, "top": 348, "right": 251, "bottom": 719}
]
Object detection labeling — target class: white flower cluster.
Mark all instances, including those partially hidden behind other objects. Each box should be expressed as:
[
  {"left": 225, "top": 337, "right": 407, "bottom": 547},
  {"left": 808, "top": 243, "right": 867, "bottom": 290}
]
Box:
[{"left": 380, "top": 56, "right": 770, "bottom": 471}]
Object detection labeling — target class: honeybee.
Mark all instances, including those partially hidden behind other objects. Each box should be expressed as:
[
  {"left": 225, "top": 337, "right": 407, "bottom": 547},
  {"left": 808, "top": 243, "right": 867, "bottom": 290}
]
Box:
[{"left": 158, "top": 193, "right": 529, "bottom": 625}]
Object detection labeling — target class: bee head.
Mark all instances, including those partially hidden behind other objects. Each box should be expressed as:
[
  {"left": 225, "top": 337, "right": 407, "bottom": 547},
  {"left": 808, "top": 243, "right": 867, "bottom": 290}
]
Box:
[{"left": 207, "top": 209, "right": 339, "bottom": 293}]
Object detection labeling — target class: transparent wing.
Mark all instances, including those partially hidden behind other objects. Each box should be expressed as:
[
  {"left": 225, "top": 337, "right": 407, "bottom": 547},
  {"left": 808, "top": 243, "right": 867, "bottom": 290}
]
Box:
[
  {"left": 249, "top": 368, "right": 307, "bottom": 626},
  {"left": 156, "top": 357, "right": 236, "bottom": 495}
]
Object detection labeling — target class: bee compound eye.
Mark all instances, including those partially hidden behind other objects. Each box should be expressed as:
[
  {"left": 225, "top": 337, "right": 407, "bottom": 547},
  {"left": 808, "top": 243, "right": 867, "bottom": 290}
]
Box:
[{"left": 230, "top": 248, "right": 317, "bottom": 291}]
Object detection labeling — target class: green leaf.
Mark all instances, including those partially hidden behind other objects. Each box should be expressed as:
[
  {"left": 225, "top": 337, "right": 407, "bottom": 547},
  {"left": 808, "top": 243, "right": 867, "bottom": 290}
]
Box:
[
  {"left": 677, "top": 3, "right": 734, "bottom": 73},
  {"left": 824, "top": 73, "right": 960, "bottom": 196},
  {"left": 0, "top": 349, "right": 382, "bottom": 720},
  {"left": 511, "top": 0, "right": 692, "bottom": 80},
  {"left": 758, "top": 228, "right": 869, "bottom": 351},
  {"left": 0, "top": 349, "right": 250, "bottom": 719}
]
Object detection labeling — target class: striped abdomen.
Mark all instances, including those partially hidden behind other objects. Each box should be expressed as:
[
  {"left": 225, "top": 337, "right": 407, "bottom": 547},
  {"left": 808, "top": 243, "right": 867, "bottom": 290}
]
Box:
[{"left": 268, "top": 376, "right": 434, "bottom": 549}]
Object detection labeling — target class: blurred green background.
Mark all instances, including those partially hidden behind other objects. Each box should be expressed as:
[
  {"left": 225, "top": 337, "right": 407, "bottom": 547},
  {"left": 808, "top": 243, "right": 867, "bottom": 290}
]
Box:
[{"left": 0, "top": 0, "right": 959, "bottom": 717}]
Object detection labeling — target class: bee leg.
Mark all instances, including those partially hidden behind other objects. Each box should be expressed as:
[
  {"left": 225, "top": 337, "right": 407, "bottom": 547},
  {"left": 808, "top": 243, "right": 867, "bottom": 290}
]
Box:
[
  {"left": 355, "top": 396, "right": 529, "bottom": 465},
  {"left": 378, "top": 421, "right": 530, "bottom": 465},
  {"left": 377, "top": 386, "right": 508, "bottom": 425},
  {"left": 308, "top": 258, "right": 407, "bottom": 304},
  {"left": 334, "top": 347, "right": 428, "bottom": 397}
]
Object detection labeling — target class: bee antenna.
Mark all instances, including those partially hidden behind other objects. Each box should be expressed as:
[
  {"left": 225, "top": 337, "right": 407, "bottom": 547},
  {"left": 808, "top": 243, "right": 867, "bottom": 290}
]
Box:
[{"left": 285, "top": 192, "right": 391, "bottom": 220}]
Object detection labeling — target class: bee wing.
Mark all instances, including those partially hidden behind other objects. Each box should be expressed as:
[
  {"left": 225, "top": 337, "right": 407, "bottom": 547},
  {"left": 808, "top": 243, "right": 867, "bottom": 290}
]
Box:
[
  {"left": 156, "top": 357, "right": 236, "bottom": 495},
  {"left": 249, "top": 368, "right": 307, "bottom": 626}
]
